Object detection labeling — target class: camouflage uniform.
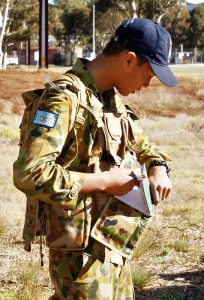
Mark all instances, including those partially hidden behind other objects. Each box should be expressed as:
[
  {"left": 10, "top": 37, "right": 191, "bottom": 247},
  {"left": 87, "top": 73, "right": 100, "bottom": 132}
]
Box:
[{"left": 13, "top": 58, "right": 170, "bottom": 299}]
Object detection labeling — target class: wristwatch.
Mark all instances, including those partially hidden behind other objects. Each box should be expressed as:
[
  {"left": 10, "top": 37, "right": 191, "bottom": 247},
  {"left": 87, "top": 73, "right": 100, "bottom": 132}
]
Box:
[{"left": 149, "top": 160, "right": 171, "bottom": 174}]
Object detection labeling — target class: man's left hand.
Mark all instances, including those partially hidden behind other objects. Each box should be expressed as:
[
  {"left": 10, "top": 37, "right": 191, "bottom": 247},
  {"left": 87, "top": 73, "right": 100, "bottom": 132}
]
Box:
[{"left": 148, "top": 166, "right": 172, "bottom": 205}]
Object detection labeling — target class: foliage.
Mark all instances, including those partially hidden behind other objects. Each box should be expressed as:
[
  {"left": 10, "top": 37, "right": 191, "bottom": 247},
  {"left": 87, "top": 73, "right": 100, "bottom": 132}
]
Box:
[
  {"left": 53, "top": 2, "right": 92, "bottom": 64},
  {"left": 162, "top": 4, "right": 190, "bottom": 49},
  {"left": 1, "top": 0, "right": 39, "bottom": 50},
  {"left": 170, "top": 240, "right": 191, "bottom": 252},
  {"left": 189, "top": 5, "right": 204, "bottom": 50},
  {"left": 138, "top": 0, "right": 185, "bottom": 23},
  {"left": 132, "top": 267, "right": 152, "bottom": 290},
  {"left": 94, "top": 0, "right": 128, "bottom": 51}
]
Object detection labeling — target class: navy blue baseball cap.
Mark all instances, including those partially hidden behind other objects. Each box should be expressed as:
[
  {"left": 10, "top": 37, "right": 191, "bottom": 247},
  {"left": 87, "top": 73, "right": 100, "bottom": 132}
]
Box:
[{"left": 113, "top": 18, "right": 178, "bottom": 87}]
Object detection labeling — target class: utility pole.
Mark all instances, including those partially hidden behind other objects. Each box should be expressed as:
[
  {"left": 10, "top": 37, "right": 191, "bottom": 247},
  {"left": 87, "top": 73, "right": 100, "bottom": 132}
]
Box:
[
  {"left": 92, "top": 4, "right": 96, "bottom": 58},
  {"left": 39, "top": 0, "right": 48, "bottom": 68}
]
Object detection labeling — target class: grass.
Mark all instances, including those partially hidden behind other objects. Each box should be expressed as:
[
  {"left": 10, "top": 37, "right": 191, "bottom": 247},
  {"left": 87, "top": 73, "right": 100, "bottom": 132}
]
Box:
[
  {"left": 0, "top": 127, "right": 19, "bottom": 139},
  {"left": 169, "top": 240, "right": 191, "bottom": 252},
  {"left": 200, "top": 253, "right": 204, "bottom": 264},
  {"left": 161, "top": 247, "right": 171, "bottom": 256},
  {"left": 161, "top": 204, "right": 193, "bottom": 217},
  {"left": 18, "top": 263, "right": 42, "bottom": 286},
  {"left": 0, "top": 216, "right": 5, "bottom": 237},
  {"left": 132, "top": 267, "right": 153, "bottom": 291}
]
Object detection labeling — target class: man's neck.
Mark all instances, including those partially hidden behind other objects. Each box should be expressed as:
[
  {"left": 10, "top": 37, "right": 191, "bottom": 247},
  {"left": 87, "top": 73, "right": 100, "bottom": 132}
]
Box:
[{"left": 86, "top": 54, "right": 117, "bottom": 93}]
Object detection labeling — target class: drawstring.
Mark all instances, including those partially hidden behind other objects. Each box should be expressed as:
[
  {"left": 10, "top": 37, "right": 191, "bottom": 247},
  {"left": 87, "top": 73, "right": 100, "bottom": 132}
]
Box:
[
  {"left": 38, "top": 206, "right": 46, "bottom": 267},
  {"left": 40, "top": 235, "right": 44, "bottom": 267}
]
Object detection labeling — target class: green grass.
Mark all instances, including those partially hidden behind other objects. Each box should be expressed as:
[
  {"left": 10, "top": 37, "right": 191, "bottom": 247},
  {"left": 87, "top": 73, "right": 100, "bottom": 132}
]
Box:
[
  {"left": 0, "top": 290, "right": 16, "bottom": 300},
  {"left": 161, "top": 247, "right": 170, "bottom": 256},
  {"left": 170, "top": 240, "right": 191, "bottom": 252},
  {"left": 0, "top": 217, "right": 5, "bottom": 237},
  {"left": 132, "top": 268, "right": 152, "bottom": 291},
  {"left": 200, "top": 253, "right": 204, "bottom": 264}
]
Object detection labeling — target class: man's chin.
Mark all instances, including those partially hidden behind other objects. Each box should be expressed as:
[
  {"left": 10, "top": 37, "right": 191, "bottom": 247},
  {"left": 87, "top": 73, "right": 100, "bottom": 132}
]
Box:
[{"left": 117, "top": 91, "right": 130, "bottom": 97}]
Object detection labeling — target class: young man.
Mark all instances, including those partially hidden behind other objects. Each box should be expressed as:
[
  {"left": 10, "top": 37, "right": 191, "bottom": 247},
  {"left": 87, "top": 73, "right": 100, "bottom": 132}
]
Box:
[{"left": 13, "top": 18, "right": 177, "bottom": 299}]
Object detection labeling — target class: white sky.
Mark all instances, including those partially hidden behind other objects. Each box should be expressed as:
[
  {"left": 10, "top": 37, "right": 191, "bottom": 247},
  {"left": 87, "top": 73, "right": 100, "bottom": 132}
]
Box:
[{"left": 186, "top": 0, "right": 204, "bottom": 3}]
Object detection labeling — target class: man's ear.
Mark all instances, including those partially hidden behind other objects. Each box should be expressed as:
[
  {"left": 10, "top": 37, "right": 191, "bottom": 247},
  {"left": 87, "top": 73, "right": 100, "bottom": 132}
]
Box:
[{"left": 123, "top": 51, "right": 137, "bottom": 70}]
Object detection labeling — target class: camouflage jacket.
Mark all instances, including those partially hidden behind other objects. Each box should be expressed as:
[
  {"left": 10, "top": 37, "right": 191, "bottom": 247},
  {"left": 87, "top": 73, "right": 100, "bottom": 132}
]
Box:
[{"left": 13, "top": 58, "right": 170, "bottom": 257}]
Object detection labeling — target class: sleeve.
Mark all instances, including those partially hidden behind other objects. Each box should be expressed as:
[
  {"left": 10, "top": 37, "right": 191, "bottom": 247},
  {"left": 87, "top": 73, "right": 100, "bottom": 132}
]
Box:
[
  {"left": 129, "top": 118, "right": 172, "bottom": 172},
  {"left": 13, "top": 89, "right": 86, "bottom": 210}
]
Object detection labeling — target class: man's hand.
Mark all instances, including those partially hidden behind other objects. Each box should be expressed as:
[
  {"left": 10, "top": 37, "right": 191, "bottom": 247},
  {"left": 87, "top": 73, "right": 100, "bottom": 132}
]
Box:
[
  {"left": 102, "top": 167, "right": 140, "bottom": 196},
  {"left": 81, "top": 167, "right": 140, "bottom": 196},
  {"left": 148, "top": 166, "right": 172, "bottom": 205}
]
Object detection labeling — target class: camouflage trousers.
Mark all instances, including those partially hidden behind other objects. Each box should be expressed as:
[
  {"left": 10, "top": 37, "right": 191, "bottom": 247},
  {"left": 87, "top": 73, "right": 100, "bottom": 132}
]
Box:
[{"left": 49, "top": 248, "right": 135, "bottom": 300}]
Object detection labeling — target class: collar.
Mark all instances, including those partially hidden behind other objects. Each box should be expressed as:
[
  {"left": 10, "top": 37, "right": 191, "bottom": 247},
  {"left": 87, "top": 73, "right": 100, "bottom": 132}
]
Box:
[{"left": 69, "top": 58, "right": 98, "bottom": 94}]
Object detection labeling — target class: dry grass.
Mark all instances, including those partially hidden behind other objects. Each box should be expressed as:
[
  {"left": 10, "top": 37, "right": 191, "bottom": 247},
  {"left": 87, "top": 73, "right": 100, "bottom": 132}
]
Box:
[{"left": 0, "top": 65, "right": 203, "bottom": 299}]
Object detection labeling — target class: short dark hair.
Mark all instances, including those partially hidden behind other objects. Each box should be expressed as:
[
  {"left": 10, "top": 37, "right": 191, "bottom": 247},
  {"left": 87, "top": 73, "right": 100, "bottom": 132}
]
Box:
[{"left": 103, "top": 39, "right": 147, "bottom": 66}]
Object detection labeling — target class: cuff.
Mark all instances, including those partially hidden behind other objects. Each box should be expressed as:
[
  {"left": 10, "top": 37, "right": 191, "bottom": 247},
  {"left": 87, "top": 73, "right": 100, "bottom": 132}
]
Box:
[
  {"left": 64, "top": 171, "right": 86, "bottom": 210},
  {"left": 146, "top": 153, "right": 172, "bottom": 174}
]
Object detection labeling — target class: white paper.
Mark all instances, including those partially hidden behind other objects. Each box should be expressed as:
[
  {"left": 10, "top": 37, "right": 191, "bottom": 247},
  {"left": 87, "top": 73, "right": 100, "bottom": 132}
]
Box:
[{"left": 115, "top": 185, "right": 150, "bottom": 216}]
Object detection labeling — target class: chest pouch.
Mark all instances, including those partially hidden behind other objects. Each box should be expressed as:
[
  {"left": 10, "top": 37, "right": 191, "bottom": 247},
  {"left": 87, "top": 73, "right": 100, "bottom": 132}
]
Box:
[{"left": 91, "top": 196, "right": 149, "bottom": 260}]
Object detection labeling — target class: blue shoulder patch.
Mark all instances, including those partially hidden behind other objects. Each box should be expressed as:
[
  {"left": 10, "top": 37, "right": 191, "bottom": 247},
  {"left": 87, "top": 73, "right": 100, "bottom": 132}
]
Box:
[{"left": 32, "top": 110, "right": 59, "bottom": 128}]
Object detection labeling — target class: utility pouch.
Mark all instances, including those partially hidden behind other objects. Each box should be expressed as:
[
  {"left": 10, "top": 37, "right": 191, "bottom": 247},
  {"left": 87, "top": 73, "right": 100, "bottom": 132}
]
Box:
[
  {"left": 91, "top": 196, "right": 149, "bottom": 260},
  {"left": 46, "top": 194, "right": 93, "bottom": 250}
]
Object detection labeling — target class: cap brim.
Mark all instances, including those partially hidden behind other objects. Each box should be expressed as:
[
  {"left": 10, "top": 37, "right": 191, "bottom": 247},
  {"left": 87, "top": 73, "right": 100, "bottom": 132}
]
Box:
[{"left": 150, "top": 62, "right": 178, "bottom": 87}]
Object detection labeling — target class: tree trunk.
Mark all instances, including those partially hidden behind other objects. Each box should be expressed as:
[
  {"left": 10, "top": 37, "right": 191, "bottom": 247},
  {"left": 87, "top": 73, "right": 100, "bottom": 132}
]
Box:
[
  {"left": 64, "top": 41, "right": 70, "bottom": 66},
  {"left": 0, "top": 0, "right": 10, "bottom": 69},
  {"left": 2, "top": 43, "right": 7, "bottom": 69},
  {"left": 157, "top": 14, "right": 164, "bottom": 24},
  {"left": 128, "top": 0, "right": 137, "bottom": 18}
]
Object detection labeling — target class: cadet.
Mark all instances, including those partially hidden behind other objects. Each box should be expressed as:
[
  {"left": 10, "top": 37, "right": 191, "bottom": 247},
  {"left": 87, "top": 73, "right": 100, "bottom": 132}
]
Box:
[{"left": 13, "top": 18, "right": 177, "bottom": 300}]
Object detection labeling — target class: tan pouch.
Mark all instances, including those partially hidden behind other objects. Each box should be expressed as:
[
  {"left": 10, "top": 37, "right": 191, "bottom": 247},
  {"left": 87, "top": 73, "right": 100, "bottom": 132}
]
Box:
[
  {"left": 91, "top": 196, "right": 149, "bottom": 260},
  {"left": 46, "top": 194, "right": 93, "bottom": 250}
]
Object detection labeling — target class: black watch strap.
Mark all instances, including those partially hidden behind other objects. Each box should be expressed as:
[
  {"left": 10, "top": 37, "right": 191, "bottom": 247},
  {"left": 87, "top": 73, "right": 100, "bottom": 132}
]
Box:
[{"left": 149, "top": 160, "right": 171, "bottom": 174}]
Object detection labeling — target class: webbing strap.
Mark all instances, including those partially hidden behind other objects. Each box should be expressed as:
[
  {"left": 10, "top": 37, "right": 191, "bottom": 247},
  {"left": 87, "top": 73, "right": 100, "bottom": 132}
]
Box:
[{"left": 44, "top": 74, "right": 104, "bottom": 128}]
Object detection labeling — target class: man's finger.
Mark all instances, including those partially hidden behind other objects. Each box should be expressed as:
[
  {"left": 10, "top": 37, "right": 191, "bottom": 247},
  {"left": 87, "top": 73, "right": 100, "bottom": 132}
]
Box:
[
  {"left": 165, "top": 188, "right": 171, "bottom": 199},
  {"left": 162, "top": 187, "right": 167, "bottom": 201},
  {"left": 157, "top": 185, "right": 163, "bottom": 201},
  {"left": 150, "top": 183, "right": 160, "bottom": 205}
]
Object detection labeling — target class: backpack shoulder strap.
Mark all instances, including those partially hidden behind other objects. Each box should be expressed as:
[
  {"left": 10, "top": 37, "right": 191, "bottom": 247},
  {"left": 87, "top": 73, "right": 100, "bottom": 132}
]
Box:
[{"left": 45, "top": 73, "right": 103, "bottom": 128}]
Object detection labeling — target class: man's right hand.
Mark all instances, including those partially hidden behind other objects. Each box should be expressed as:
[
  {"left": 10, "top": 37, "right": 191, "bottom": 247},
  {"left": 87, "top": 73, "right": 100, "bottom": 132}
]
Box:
[{"left": 81, "top": 167, "right": 140, "bottom": 196}]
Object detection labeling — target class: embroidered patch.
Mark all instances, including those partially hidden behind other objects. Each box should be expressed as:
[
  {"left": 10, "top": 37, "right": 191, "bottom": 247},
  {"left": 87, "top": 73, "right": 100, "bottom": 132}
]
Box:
[{"left": 32, "top": 110, "right": 59, "bottom": 128}]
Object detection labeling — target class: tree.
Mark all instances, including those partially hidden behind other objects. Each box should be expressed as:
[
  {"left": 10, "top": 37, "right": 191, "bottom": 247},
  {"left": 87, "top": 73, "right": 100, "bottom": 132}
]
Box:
[
  {"left": 94, "top": 0, "right": 128, "bottom": 51},
  {"left": 162, "top": 3, "right": 190, "bottom": 49},
  {"left": 53, "top": 3, "right": 92, "bottom": 65},
  {"left": 189, "top": 5, "right": 204, "bottom": 50},
  {"left": 0, "top": 0, "right": 10, "bottom": 68},
  {"left": 139, "top": 0, "right": 185, "bottom": 23},
  {"left": 0, "top": 0, "right": 39, "bottom": 68}
]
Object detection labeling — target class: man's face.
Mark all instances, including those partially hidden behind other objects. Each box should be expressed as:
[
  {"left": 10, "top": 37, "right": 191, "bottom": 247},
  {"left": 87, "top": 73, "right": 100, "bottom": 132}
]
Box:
[{"left": 115, "top": 52, "right": 155, "bottom": 96}]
